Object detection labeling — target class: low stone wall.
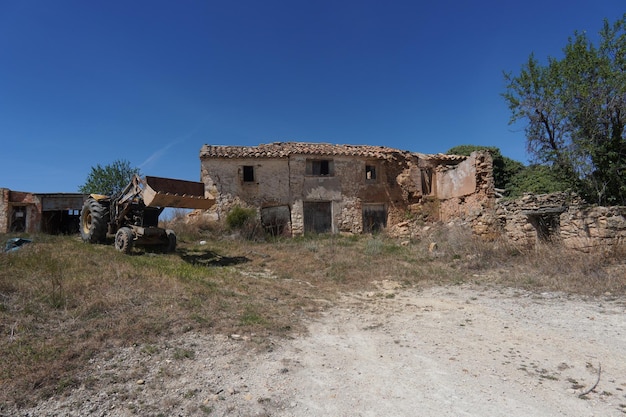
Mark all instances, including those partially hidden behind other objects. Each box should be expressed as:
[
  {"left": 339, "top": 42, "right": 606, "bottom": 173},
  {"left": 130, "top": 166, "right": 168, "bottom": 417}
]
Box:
[{"left": 497, "top": 192, "right": 626, "bottom": 250}]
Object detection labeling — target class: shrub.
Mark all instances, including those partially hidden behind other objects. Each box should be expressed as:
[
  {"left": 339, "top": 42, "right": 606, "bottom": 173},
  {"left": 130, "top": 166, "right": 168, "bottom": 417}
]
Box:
[{"left": 226, "top": 206, "right": 257, "bottom": 230}]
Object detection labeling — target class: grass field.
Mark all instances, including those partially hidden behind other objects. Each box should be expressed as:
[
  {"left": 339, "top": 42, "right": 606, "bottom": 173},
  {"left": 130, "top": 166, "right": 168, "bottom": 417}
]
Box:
[{"left": 1, "top": 224, "right": 624, "bottom": 407}]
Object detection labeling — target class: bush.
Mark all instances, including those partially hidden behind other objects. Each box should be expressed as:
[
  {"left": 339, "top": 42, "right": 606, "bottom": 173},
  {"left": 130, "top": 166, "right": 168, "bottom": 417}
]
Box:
[
  {"left": 226, "top": 206, "right": 257, "bottom": 230},
  {"left": 225, "top": 206, "right": 263, "bottom": 240}
]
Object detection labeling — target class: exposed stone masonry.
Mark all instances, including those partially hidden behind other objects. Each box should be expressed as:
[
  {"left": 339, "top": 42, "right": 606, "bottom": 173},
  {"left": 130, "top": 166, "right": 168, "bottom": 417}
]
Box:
[{"left": 497, "top": 192, "right": 626, "bottom": 250}]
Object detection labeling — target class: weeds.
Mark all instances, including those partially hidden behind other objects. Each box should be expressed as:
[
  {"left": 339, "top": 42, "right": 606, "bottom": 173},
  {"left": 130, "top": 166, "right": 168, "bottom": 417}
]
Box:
[{"left": 0, "top": 225, "right": 625, "bottom": 407}]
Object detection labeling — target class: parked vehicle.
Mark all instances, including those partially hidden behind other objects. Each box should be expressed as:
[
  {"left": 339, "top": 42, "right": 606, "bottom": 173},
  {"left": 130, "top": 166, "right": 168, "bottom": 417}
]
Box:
[{"left": 80, "top": 175, "right": 214, "bottom": 253}]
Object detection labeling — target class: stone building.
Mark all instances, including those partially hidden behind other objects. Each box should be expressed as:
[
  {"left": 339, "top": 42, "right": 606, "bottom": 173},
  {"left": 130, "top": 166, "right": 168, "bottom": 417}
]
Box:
[
  {"left": 200, "top": 142, "right": 495, "bottom": 236},
  {"left": 0, "top": 189, "right": 86, "bottom": 234}
]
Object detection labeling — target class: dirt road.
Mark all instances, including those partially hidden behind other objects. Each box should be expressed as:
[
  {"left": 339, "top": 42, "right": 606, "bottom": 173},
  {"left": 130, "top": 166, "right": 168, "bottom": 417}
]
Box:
[{"left": 15, "top": 282, "right": 626, "bottom": 416}]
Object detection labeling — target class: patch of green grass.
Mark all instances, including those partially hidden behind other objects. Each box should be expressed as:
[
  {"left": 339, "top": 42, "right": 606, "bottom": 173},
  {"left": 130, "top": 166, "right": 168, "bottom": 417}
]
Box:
[
  {"left": 364, "top": 238, "right": 383, "bottom": 255},
  {"left": 239, "top": 305, "right": 267, "bottom": 326},
  {"left": 1, "top": 226, "right": 625, "bottom": 408}
]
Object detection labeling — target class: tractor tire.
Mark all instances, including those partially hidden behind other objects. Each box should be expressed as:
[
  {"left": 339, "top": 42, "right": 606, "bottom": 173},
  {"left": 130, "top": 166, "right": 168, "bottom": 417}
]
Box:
[
  {"left": 164, "top": 229, "right": 177, "bottom": 253},
  {"left": 80, "top": 198, "right": 109, "bottom": 243},
  {"left": 115, "top": 227, "right": 134, "bottom": 254}
]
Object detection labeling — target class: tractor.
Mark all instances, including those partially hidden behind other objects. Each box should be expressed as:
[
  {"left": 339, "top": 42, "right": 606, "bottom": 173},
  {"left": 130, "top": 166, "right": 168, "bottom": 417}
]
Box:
[{"left": 79, "top": 175, "right": 214, "bottom": 253}]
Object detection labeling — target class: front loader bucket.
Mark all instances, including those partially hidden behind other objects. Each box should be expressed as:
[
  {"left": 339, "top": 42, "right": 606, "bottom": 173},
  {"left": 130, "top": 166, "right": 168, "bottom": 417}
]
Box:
[{"left": 143, "top": 176, "right": 215, "bottom": 209}]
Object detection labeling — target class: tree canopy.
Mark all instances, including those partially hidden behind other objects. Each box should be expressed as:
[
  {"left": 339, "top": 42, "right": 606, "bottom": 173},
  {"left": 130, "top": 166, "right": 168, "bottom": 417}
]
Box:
[
  {"left": 78, "top": 159, "right": 141, "bottom": 196},
  {"left": 503, "top": 14, "right": 626, "bottom": 205}
]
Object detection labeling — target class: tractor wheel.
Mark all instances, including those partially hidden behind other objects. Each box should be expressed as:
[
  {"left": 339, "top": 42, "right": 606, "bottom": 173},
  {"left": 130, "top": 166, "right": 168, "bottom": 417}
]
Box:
[
  {"left": 164, "top": 229, "right": 177, "bottom": 253},
  {"left": 80, "top": 198, "right": 109, "bottom": 243},
  {"left": 115, "top": 227, "right": 134, "bottom": 254}
]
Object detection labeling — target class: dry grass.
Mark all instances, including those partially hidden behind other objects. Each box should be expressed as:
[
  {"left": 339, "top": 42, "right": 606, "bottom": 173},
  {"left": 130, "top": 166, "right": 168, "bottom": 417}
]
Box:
[{"left": 1, "top": 224, "right": 625, "bottom": 407}]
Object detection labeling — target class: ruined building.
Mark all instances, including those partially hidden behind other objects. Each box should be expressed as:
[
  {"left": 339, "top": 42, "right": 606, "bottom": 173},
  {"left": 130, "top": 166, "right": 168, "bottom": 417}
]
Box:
[
  {"left": 0, "top": 189, "right": 86, "bottom": 234},
  {"left": 497, "top": 192, "right": 626, "bottom": 251},
  {"left": 200, "top": 142, "right": 495, "bottom": 236}
]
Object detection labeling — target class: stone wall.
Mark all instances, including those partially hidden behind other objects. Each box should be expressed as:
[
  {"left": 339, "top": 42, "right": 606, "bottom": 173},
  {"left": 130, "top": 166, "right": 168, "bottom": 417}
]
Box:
[
  {"left": 201, "top": 158, "right": 291, "bottom": 219},
  {"left": 201, "top": 151, "right": 423, "bottom": 235},
  {"left": 0, "top": 189, "right": 8, "bottom": 233},
  {"left": 200, "top": 145, "right": 496, "bottom": 237},
  {"left": 0, "top": 189, "right": 42, "bottom": 234},
  {"left": 438, "top": 151, "right": 497, "bottom": 238},
  {"left": 497, "top": 192, "right": 626, "bottom": 250}
]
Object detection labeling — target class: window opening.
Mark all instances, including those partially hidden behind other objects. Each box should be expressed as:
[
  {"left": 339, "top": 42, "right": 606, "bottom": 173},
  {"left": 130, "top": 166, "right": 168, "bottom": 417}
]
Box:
[
  {"left": 365, "top": 165, "right": 377, "bottom": 180},
  {"left": 243, "top": 166, "right": 255, "bottom": 182},
  {"left": 420, "top": 168, "right": 433, "bottom": 195},
  {"left": 306, "top": 159, "right": 333, "bottom": 176}
]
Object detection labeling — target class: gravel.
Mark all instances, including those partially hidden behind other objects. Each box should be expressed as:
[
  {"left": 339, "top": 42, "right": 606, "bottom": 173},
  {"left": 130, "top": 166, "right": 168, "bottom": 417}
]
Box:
[{"left": 8, "top": 282, "right": 626, "bottom": 417}]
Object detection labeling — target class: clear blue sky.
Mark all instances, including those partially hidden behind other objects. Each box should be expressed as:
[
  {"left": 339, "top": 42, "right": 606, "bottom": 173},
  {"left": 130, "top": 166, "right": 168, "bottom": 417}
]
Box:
[{"left": 1, "top": 0, "right": 623, "bottom": 193}]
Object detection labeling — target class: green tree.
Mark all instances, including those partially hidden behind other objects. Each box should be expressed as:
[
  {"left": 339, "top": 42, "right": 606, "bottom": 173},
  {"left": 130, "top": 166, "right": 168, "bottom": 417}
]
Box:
[
  {"left": 503, "top": 15, "right": 626, "bottom": 205},
  {"left": 506, "top": 165, "right": 571, "bottom": 197},
  {"left": 79, "top": 159, "right": 141, "bottom": 196},
  {"left": 446, "top": 145, "right": 524, "bottom": 191}
]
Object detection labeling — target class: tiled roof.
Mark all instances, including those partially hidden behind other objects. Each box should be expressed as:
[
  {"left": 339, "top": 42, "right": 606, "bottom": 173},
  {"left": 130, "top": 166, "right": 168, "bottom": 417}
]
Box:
[
  {"left": 200, "top": 142, "right": 468, "bottom": 162},
  {"left": 416, "top": 153, "right": 468, "bottom": 162},
  {"left": 202, "top": 142, "right": 403, "bottom": 159}
]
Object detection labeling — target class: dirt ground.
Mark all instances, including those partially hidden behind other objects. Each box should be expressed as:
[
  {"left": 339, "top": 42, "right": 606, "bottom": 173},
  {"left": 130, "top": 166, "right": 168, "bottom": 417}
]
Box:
[{"left": 11, "top": 281, "right": 626, "bottom": 417}]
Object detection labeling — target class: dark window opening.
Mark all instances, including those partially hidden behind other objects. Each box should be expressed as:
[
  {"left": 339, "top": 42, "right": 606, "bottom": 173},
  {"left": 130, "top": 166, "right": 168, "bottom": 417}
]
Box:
[
  {"left": 243, "top": 166, "right": 255, "bottom": 182},
  {"left": 306, "top": 159, "right": 333, "bottom": 176},
  {"left": 420, "top": 168, "right": 433, "bottom": 195},
  {"left": 366, "top": 165, "right": 377, "bottom": 180}
]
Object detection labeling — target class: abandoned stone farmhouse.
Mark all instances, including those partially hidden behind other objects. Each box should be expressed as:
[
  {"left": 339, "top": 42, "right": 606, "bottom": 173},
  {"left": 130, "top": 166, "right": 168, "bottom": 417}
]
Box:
[
  {"left": 200, "top": 142, "right": 495, "bottom": 236},
  {"left": 2, "top": 141, "right": 624, "bottom": 251}
]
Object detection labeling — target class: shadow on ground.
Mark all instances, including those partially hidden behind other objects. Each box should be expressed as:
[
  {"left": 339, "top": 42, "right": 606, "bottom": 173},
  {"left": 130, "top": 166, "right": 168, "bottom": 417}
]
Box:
[{"left": 179, "top": 248, "right": 250, "bottom": 267}]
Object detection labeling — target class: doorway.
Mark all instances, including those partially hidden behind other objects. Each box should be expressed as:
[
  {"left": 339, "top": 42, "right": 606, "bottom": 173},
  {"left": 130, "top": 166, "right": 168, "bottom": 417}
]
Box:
[
  {"left": 362, "top": 204, "right": 387, "bottom": 233},
  {"left": 10, "top": 206, "right": 26, "bottom": 232},
  {"left": 303, "top": 202, "right": 332, "bottom": 233}
]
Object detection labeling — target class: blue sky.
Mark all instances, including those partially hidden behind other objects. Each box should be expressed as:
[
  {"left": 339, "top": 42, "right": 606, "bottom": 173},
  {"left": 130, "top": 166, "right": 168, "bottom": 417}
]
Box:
[{"left": 1, "top": 0, "right": 623, "bottom": 193}]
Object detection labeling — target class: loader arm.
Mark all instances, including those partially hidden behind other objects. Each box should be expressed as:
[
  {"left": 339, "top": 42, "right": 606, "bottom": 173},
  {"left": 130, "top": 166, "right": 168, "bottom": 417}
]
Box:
[
  {"left": 81, "top": 173, "right": 214, "bottom": 254},
  {"left": 142, "top": 176, "right": 214, "bottom": 209},
  {"left": 114, "top": 174, "right": 214, "bottom": 211}
]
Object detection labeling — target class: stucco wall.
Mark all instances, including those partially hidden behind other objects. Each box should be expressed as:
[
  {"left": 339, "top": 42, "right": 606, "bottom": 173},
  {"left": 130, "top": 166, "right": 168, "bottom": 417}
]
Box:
[
  {"left": 436, "top": 156, "right": 477, "bottom": 200},
  {"left": 438, "top": 152, "right": 497, "bottom": 238},
  {"left": 201, "top": 158, "right": 291, "bottom": 218}
]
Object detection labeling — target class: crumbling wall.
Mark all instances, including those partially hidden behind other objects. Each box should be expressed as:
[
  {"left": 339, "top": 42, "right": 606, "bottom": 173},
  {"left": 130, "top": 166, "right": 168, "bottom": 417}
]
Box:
[
  {"left": 199, "top": 145, "right": 497, "bottom": 238},
  {"left": 438, "top": 151, "right": 497, "bottom": 238},
  {"left": 0, "top": 190, "right": 42, "bottom": 233},
  {"left": 497, "top": 192, "right": 626, "bottom": 250},
  {"left": 338, "top": 197, "right": 362, "bottom": 234},
  {"left": 560, "top": 206, "right": 626, "bottom": 250},
  {"left": 0, "top": 188, "right": 9, "bottom": 233},
  {"left": 291, "top": 155, "right": 392, "bottom": 235},
  {"left": 201, "top": 158, "right": 290, "bottom": 219}
]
